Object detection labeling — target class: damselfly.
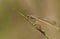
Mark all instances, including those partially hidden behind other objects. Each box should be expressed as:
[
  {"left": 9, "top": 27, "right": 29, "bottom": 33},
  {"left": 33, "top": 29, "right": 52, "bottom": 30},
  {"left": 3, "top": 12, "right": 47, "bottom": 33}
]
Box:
[
  {"left": 15, "top": 9, "right": 59, "bottom": 39},
  {"left": 27, "top": 15, "right": 59, "bottom": 30}
]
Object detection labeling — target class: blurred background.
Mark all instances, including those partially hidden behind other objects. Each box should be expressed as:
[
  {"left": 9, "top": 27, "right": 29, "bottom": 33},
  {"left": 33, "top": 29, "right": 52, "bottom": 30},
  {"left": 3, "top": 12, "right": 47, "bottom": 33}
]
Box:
[{"left": 0, "top": 0, "right": 60, "bottom": 39}]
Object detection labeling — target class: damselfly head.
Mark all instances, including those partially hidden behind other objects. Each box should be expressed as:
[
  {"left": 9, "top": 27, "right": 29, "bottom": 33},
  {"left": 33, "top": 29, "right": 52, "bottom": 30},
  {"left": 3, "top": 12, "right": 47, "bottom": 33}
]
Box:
[{"left": 27, "top": 15, "right": 35, "bottom": 19}]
